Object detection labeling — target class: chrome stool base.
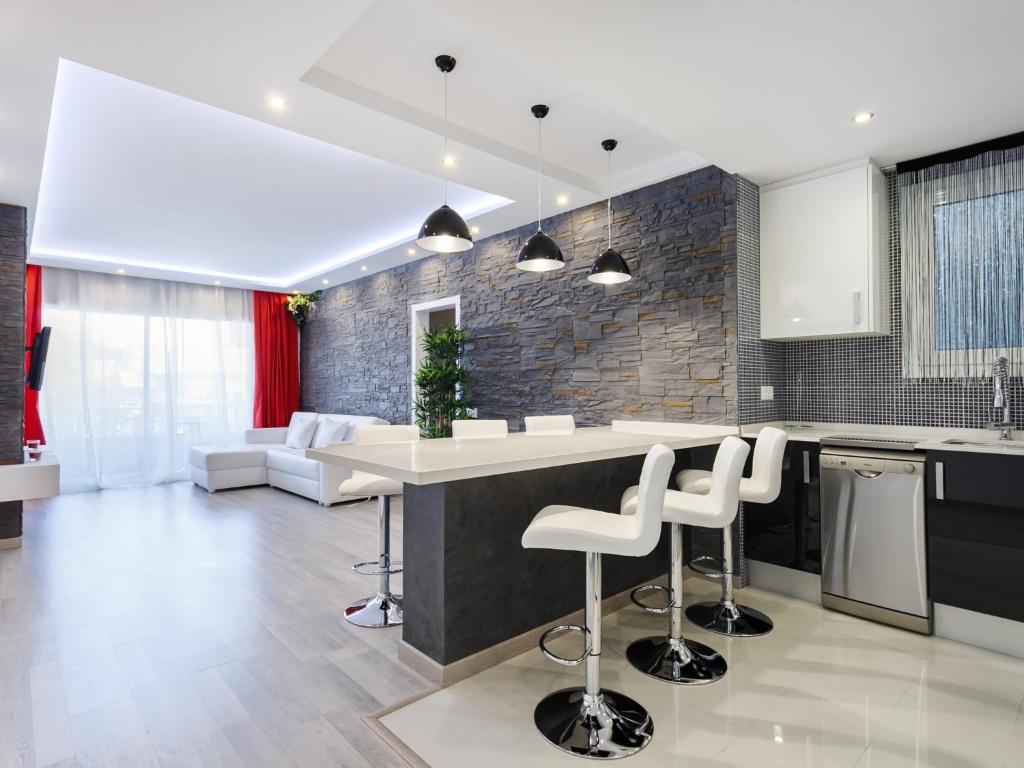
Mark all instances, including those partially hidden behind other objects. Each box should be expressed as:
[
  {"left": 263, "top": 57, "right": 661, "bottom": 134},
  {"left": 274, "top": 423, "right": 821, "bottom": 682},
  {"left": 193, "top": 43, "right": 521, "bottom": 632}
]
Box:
[
  {"left": 685, "top": 600, "right": 773, "bottom": 637},
  {"left": 534, "top": 687, "right": 653, "bottom": 759},
  {"left": 344, "top": 592, "right": 403, "bottom": 628},
  {"left": 626, "top": 636, "right": 727, "bottom": 684}
]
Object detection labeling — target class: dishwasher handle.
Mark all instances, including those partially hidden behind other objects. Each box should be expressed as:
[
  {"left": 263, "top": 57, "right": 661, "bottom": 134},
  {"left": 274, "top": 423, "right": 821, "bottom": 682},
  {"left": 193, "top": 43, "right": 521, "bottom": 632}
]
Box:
[{"left": 935, "top": 461, "right": 944, "bottom": 500}]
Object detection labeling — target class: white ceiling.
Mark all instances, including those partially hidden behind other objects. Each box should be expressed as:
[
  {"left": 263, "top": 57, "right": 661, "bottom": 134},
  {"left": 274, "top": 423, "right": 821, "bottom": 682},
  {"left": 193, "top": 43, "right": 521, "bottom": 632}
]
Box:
[
  {"left": 3, "top": 0, "right": 1023, "bottom": 290},
  {"left": 31, "top": 60, "right": 508, "bottom": 288}
]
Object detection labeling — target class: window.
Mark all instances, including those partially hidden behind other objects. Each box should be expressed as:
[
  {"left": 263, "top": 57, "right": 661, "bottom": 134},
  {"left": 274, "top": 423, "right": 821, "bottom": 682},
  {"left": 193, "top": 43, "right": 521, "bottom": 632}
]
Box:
[
  {"left": 40, "top": 268, "right": 254, "bottom": 491},
  {"left": 899, "top": 146, "right": 1024, "bottom": 378},
  {"left": 933, "top": 190, "right": 1024, "bottom": 351}
]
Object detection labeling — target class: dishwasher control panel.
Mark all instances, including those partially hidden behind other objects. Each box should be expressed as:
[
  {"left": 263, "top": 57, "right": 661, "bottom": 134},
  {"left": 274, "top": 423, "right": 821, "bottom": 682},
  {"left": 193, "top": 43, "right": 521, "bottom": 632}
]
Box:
[{"left": 820, "top": 449, "right": 925, "bottom": 475}]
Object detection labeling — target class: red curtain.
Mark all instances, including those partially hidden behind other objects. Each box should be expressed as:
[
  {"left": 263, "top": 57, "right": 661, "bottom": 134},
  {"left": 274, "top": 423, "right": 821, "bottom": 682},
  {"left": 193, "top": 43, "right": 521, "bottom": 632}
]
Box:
[
  {"left": 253, "top": 291, "right": 299, "bottom": 428},
  {"left": 24, "top": 265, "right": 45, "bottom": 444}
]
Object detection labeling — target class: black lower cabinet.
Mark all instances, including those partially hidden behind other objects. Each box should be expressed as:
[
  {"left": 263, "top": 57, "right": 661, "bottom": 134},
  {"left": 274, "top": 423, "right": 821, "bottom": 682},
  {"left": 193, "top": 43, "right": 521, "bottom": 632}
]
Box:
[
  {"left": 743, "top": 440, "right": 821, "bottom": 575},
  {"left": 927, "top": 450, "right": 1024, "bottom": 623}
]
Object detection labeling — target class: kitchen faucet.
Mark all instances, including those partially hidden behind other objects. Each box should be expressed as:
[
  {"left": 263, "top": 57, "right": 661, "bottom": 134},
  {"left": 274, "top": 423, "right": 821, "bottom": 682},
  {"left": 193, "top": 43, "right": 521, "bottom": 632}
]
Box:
[{"left": 991, "top": 356, "right": 1012, "bottom": 440}]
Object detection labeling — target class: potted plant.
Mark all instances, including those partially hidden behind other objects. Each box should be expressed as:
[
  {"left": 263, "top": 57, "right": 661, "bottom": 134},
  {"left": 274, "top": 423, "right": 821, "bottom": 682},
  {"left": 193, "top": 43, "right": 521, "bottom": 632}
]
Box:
[
  {"left": 414, "top": 326, "right": 472, "bottom": 438},
  {"left": 286, "top": 291, "right": 321, "bottom": 328}
]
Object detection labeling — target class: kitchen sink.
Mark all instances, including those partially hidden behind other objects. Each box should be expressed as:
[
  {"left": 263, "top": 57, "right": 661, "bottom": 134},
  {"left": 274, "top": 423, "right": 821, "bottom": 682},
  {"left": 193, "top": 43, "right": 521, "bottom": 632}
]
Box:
[{"left": 942, "top": 438, "right": 1024, "bottom": 451}]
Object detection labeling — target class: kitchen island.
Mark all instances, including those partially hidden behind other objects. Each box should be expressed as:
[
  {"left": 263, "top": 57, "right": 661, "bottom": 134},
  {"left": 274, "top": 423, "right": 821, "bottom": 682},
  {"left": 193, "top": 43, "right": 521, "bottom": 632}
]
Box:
[{"left": 309, "top": 423, "right": 736, "bottom": 683}]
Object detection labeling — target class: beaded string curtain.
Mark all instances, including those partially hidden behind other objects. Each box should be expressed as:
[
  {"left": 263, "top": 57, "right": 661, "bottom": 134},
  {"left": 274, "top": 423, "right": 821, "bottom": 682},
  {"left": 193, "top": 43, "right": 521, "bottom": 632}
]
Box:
[{"left": 900, "top": 144, "right": 1024, "bottom": 378}]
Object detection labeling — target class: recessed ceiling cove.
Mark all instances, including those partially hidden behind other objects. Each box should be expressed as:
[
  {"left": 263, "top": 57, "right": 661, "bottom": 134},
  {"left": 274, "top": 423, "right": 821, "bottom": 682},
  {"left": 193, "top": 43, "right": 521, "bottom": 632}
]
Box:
[{"left": 30, "top": 59, "right": 510, "bottom": 288}]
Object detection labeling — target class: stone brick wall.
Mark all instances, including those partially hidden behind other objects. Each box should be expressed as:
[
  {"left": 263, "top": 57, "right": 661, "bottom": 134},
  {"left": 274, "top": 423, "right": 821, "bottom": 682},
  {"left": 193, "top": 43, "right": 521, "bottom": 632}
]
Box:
[
  {"left": 0, "top": 204, "right": 26, "bottom": 542},
  {"left": 301, "top": 166, "right": 738, "bottom": 428}
]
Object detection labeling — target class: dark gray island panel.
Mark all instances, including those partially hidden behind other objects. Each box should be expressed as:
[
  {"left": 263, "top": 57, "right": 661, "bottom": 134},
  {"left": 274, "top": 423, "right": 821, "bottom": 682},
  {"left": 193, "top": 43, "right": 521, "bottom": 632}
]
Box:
[{"left": 402, "top": 453, "right": 685, "bottom": 665}]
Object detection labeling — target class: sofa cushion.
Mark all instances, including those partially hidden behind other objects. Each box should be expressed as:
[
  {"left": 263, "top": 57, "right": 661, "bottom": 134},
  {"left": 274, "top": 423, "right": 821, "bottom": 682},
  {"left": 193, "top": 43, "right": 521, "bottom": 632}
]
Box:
[
  {"left": 285, "top": 416, "right": 318, "bottom": 449},
  {"left": 266, "top": 448, "right": 320, "bottom": 481},
  {"left": 322, "top": 414, "right": 389, "bottom": 440},
  {"left": 288, "top": 411, "right": 318, "bottom": 427},
  {"left": 312, "top": 419, "right": 350, "bottom": 448},
  {"left": 189, "top": 445, "right": 271, "bottom": 472}
]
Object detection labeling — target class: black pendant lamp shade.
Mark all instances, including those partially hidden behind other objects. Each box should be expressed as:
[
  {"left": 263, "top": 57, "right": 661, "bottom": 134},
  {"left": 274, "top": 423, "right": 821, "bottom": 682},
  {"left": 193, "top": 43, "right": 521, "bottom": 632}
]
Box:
[
  {"left": 516, "top": 104, "right": 565, "bottom": 272},
  {"left": 418, "top": 204, "right": 473, "bottom": 254},
  {"left": 589, "top": 246, "right": 632, "bottom": 284},
  {"left": 417, "top": 55, "right": 474, "bottom": 254},
  {"left": 588, "top": 139, "right": 631, "bottom": 284},
  {"left": 517, "top": 230, "right": 565, "bottom": 271}
]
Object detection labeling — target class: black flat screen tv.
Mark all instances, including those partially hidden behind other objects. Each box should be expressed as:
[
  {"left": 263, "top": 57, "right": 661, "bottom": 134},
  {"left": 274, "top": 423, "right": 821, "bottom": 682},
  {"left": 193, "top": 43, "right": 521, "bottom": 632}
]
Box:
[{"left": 25, "top": 326, "right": 51, "bottom": 391}]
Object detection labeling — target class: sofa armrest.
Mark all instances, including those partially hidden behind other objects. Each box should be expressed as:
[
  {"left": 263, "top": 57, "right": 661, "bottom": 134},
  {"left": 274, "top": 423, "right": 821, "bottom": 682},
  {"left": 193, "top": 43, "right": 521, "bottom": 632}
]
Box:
[
  {"left": 319, "top": 460, "right": 355, "bottom": 505},
  {"left": 244, "top": 427, "right": 288, "bottom": 444}
]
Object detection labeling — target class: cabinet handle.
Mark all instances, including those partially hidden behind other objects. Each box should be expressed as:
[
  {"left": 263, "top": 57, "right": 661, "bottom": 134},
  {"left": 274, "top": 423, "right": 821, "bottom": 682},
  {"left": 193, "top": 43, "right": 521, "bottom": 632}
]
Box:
[
  {"left": 852, "top": 291, "right": 862, "bottom": 325},
  {"left": 802, "top": 450, "right": 810, "bottom": 484},
  {"left": 935, "top": 461, "right": 944, "bottom": 500}
]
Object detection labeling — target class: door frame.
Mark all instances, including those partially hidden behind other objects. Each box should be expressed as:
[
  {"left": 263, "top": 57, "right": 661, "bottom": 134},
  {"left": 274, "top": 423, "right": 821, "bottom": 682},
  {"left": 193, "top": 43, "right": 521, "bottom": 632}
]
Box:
[{"left": 409, "top": 295, "right": 461, "bottom": 418}]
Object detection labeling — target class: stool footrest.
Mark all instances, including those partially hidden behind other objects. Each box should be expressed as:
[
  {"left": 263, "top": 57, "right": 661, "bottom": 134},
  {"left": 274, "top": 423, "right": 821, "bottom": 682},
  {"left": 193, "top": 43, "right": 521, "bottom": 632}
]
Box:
[
  {"left": 352, "top": 560, "right": 403, "bottom": 577},
  {"left": 689, "top": 555, "right": 726, "bottom": 579},
  {"left": 630, "top": 584, "right": 673, "bottom": 614},
  {"left": 538, "top": 624, "right": 591, "bottom": 666}
]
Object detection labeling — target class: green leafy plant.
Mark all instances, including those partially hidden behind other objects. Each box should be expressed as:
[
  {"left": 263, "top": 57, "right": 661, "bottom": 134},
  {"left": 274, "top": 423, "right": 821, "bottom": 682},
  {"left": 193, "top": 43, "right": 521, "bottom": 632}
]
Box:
[
  {"left": 414, "top": 326, "right": 472, "bottom": 438},
  {"left": 286, "top": 291, "right": 321, "bottom": 328}
]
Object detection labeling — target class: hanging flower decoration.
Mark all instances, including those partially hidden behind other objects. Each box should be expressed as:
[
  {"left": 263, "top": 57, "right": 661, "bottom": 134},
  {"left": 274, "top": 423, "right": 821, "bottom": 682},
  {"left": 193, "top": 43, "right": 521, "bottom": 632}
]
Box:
[{"left": 286, "top": 291, "right": 321, "bottom": 328}]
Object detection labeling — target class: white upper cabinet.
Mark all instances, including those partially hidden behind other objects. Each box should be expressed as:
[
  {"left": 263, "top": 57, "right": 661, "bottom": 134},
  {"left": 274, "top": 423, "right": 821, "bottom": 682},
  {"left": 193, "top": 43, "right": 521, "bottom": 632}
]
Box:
[{"left": 760, "top": 160, "right": 889, "bottom": 340}]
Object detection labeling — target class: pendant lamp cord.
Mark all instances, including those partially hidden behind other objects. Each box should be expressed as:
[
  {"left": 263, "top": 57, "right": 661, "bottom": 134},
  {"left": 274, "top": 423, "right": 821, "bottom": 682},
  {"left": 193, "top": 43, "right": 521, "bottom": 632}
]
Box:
[
  {"left": 536, "top": 117, "right": 543, "bottom": 232},
  {"left": 607, "top": 150, "right": 613, "bottom": 249},
  {"left": 442, "top": 72, "right": 449, "bottom": 204}
]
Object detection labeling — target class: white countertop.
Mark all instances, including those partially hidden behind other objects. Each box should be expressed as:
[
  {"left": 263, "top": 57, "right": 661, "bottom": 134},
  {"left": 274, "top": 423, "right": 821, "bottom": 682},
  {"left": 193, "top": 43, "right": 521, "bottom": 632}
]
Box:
[
  {"left": 742, "top": 421, "right": 1024, "bottom": 456},
  {"left": 307, "top": 424, "right": 738, "bottom": 485}
]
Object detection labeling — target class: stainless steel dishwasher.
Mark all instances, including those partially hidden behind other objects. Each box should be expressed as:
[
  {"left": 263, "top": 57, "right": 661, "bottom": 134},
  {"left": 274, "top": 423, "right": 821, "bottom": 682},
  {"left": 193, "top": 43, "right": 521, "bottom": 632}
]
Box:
[{"left": 819, "top": 437, "right": 931, "bottom": 634}]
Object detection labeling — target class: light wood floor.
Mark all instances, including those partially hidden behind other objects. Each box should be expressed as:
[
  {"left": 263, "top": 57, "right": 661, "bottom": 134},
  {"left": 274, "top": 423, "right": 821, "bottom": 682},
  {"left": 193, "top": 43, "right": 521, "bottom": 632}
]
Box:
[{"left": 0, "top": 482, "right": 431, "bottom": 768}]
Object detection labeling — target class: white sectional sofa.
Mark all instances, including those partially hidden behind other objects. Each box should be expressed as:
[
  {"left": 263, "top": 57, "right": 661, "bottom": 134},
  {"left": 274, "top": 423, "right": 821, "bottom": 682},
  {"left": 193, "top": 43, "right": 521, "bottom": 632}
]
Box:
[{"left": 189, "top": 411, "right": 389, "bottom": 505}]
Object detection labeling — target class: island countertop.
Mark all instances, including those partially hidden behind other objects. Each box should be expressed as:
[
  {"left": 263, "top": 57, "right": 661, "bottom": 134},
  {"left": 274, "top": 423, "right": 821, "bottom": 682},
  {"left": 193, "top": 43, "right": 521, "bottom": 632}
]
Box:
[{"left": 307, "top": 423, "right": 738, "bottom": 485}]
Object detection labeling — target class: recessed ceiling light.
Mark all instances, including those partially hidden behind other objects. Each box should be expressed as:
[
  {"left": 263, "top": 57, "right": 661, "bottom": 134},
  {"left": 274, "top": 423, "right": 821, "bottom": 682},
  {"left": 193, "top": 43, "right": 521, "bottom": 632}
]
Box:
[
  {"left": 116, "top": 268, "right": 125, "bottom": 274},
  {"left": 213, "top": 280, "right": 221, "bottom": 285},
  {"left": 442, "top": 155, "right": 456, "bottom": 168},
  {"left": 407, "top": 247, "right": 416, "bottom": 256},
  {"left": 852, "top": 111, "right": 875, "bottom": 124},
  {"left": 268, "top": 95, "right": 287, "bottom": 111},
  {"left": 470, "top": 225, "right": 480, "bottom": 235},
  {"left": 555, "top": 194, "right": 569, "bottom": 206},
  {"left": 321, "top": 279, "right": 329, "bottom": 285},
  {"left": 292, "top": 290, "right": 299, "bottom": 294},
  {"left": 361, "top": 265, "right": 368, "bottom": 272}
]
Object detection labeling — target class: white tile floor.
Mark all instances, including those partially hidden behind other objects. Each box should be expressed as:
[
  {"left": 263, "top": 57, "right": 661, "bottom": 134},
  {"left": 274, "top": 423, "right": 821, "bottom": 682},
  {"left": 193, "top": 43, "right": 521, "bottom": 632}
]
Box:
[{"left": 382, "top": 578, "right": 1024, "bottom": 767}]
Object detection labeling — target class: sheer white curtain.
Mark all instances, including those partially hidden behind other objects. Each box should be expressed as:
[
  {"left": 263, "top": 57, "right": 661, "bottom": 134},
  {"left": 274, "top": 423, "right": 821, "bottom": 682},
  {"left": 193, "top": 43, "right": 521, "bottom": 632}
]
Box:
[{"left": 40, "top": 268, "right": 254, "bottom": 492}]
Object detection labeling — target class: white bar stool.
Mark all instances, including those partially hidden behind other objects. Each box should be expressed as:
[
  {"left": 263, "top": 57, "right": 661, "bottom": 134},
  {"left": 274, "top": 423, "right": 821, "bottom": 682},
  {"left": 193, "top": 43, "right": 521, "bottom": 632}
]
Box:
[
  {"left": 524, "top": 415, "right": 575, "bottom": 435},
  {"left": 451, "top": 419, "right": 508, "bottom": 439},
  {"left": 625, "top": 436, "right": 749, "bottom": 684},
  {"left": 678, "top": 427, "right": 788, "bottom": 637},
  {"left": 338, "top": 424, "right": 419, "bottom": 628},
  {"left": 521, "top": 443, "right": 676, "bottom": 759}
]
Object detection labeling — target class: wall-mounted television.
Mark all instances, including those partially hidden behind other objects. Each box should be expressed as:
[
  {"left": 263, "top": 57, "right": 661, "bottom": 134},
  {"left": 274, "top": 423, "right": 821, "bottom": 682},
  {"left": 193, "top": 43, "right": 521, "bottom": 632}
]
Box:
[{"left": 25, "top": 326, "right": 51, "bottom": 391}]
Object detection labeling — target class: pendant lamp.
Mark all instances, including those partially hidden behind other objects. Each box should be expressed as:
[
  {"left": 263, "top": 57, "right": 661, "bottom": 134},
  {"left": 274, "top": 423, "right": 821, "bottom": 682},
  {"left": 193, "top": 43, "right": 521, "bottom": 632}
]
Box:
[
  {"left": 587, "top": 139, "right": 632, "bottom": 284},
  {"left": 417, "top": 55, "right": 473, "bottom": 254},
  {"left": 516, "top": 105, "right": 564, "bottom": 272}
]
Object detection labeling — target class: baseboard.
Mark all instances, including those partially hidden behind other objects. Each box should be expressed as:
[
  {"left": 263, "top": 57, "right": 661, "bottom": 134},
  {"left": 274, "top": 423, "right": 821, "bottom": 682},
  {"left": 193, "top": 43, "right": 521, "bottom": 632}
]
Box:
[
  {"left": 748, "top": 559, "right": 821, "bottom": 604},
  {"left": 398, "top": 572, "right": 669, "bottom": 688},
  {"left": 935, "top": 603, "right": 1024, "bottom": 659},
  {"left": 0, "top": 536, "right": 22, "bottom": 550}
]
